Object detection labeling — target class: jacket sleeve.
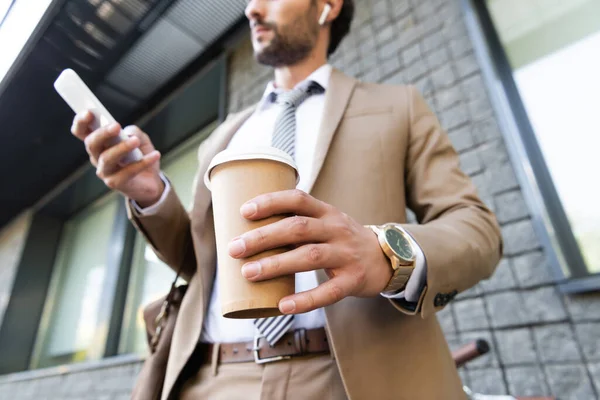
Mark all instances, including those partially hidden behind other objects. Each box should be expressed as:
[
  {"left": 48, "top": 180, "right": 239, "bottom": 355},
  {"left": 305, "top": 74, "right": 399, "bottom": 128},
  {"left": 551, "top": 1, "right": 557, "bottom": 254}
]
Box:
[
  {"left": 126, "top": 182, "right": 196, "bottom": 282},
  {"left": 391, "top": 85, "right": 503, "bottom": 318}
]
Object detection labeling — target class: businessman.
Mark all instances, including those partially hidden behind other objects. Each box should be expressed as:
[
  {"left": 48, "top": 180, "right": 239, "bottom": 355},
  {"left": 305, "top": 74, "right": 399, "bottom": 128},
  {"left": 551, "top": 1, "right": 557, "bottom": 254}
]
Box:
[{"left": 71, "top": 0, "right": 502, "bottom": 398}]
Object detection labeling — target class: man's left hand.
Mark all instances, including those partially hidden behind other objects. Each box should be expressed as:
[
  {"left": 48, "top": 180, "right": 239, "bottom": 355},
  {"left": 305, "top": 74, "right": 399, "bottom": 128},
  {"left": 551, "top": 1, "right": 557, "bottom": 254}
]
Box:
[{"left": 227, "top": 189, "right": 392, "bottom": 315}]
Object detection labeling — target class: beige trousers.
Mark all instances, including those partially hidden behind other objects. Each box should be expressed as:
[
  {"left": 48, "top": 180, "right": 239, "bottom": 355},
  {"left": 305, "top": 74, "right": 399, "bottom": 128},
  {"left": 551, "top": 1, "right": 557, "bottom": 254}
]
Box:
[{"left": 179, "top": 350, "right": 348, "bottom": 400}]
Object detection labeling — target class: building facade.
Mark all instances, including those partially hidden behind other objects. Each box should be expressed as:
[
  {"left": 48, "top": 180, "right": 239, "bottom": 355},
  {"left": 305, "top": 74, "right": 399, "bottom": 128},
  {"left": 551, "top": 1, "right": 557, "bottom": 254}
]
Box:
[{"left": 0, "top": 0, "right": 598, "bottom": 399}]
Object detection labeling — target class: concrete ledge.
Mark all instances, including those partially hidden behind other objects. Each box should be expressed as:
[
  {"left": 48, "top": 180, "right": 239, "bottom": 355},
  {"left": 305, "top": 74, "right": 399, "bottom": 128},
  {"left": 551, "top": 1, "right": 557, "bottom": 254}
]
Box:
[{"left": 0, "top": 353, "right": 145, "bottom": 383}]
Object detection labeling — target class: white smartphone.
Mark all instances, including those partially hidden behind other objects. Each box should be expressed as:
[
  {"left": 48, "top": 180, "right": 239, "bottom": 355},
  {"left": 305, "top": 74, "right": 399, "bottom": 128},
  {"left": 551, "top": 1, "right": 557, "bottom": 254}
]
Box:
[{"left": 54, "top": 68, "right": 143, "bottom": 165}]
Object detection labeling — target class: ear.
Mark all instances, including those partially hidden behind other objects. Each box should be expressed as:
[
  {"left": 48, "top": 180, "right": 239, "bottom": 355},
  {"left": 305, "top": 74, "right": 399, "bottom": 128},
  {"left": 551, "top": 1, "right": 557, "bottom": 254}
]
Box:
[{"left": 318, "top": 0, "right": 343, "bottom": 26}]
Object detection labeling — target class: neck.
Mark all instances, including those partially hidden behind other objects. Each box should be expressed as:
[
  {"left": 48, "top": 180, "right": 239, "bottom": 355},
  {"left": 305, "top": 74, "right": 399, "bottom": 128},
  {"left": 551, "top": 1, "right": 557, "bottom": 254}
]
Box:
[{"left": 273, "top": 48, "right": 327, "bottom": 90}]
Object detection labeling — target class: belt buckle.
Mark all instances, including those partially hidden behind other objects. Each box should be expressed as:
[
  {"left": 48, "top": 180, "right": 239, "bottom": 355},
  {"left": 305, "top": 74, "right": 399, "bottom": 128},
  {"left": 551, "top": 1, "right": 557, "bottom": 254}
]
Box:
[{"left": 253, "top": 334, "right": 291, "bottom": 364}]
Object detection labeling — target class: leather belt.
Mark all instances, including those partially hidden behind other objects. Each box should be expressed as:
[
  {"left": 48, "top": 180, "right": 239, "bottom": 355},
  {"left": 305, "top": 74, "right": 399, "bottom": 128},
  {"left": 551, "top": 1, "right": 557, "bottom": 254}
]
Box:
[{"left": 205, "top": 327, "right": 330, "bottom": 365}]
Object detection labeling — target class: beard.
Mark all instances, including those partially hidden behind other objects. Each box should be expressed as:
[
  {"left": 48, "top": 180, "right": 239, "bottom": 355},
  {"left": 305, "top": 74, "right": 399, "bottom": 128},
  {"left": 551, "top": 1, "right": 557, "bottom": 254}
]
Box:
[{"left": 252, "top": 9, "right": 319, "bottom": 67}]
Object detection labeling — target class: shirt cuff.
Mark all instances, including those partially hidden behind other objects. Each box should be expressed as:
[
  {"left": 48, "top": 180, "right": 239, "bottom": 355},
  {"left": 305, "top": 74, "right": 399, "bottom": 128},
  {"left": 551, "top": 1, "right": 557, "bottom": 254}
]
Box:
[
  {"left": 380, "top": 233, "right": 427, "bottom": 302},
  {"left": 131, "top": 172, "right": 170, "bottom": 216}
]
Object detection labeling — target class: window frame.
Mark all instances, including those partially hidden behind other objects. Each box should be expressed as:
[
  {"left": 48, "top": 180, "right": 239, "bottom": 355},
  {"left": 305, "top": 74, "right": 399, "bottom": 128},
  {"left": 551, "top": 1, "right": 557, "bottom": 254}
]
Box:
[
  {"left": 463, "top": 0, "right": 600, "bottom": 292},
  {"left": 29, "top": 192, "right": 122, "bottom": 369}
]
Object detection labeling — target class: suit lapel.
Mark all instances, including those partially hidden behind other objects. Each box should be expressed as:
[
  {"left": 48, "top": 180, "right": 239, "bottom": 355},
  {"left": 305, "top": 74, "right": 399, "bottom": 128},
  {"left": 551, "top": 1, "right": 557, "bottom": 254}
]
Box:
[{"left": 306, "top": 68, "right": 357, "bottom": 194}]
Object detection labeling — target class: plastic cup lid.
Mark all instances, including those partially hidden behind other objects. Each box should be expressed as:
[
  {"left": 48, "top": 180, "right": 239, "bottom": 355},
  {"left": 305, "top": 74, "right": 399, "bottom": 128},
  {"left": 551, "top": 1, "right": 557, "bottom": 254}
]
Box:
[{"left": 204, "top": 146, "right": 300, "bottom": 190}]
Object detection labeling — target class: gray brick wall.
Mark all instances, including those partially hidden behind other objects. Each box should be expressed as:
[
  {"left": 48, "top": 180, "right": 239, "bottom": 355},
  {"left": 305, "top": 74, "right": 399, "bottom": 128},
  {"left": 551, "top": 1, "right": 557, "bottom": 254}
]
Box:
[
  {"left": 1, "top": 0, "right": 599, "bottom": 399},
  {"left": 0, "top": 212, "right": 31, "bottom": 326}
]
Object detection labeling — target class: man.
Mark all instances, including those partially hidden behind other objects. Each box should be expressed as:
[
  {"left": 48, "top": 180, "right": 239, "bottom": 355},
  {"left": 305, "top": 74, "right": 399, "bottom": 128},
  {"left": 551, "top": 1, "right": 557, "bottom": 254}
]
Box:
[{"left": 71, "top": 0, "right": 502, "bottom": 398}]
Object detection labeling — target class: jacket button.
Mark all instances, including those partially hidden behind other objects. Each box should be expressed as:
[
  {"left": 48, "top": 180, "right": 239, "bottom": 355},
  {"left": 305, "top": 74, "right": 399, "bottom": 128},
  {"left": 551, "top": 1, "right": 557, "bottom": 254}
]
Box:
[{"left": 434, "top": 291, "right": 458, "bottom": 308}]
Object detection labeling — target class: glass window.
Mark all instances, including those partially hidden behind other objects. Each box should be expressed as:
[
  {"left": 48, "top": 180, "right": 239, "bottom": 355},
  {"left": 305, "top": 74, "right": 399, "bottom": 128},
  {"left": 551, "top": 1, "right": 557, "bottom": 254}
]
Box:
[
  {"left": 486, "top": 0, "right": 600, "bottom": 277},
  {"left": 119, "top": 122, "right": 217, "bottom": 355},
  {"left": 31, "top": 194, "right": 118, "bottom": 368}
]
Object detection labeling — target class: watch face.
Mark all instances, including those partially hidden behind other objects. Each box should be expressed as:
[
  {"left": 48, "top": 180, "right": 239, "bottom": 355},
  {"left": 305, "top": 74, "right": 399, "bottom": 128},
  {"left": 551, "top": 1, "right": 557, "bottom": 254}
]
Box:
[{"left": 385, "top": 228, "right": 414, "bottom": 261}]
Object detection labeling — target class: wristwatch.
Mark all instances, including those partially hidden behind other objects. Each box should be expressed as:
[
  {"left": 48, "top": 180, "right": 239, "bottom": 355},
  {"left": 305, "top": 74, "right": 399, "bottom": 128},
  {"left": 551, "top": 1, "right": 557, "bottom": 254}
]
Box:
[{"left": 367, "top": 224, "right": 416, "bottom": 295}]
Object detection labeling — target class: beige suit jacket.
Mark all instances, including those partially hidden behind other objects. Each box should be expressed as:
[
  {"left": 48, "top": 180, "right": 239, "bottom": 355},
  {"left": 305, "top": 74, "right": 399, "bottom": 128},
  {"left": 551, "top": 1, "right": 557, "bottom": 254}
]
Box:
[{"left": 127, "top": 68, "right": 503, "bottom": 400}]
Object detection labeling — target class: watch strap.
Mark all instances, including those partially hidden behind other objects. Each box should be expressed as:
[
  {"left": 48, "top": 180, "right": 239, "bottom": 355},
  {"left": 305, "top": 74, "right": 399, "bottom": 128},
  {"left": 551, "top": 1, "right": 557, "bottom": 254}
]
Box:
[
  {"left": 382, "top": 265, "right": 413, "bottom": 294},
  {"left": 368, "top": 225, "right": 382, "bottom": 235}
]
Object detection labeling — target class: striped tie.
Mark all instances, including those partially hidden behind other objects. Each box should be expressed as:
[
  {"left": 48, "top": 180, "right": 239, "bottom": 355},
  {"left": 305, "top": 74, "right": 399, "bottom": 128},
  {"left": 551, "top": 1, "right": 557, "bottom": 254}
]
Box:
[
  {"left": 270, "top": 81, "right": 325, "bottom": 159},
  {"left": 254, "top": 81, "right": 324, "bottom": 346}
]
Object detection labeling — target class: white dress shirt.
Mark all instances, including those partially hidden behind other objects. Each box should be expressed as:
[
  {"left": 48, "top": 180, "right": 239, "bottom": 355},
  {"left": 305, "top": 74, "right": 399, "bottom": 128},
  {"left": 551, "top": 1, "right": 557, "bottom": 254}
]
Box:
[{"left": 135, "top": 64, "right": 426, "bottom": 344}]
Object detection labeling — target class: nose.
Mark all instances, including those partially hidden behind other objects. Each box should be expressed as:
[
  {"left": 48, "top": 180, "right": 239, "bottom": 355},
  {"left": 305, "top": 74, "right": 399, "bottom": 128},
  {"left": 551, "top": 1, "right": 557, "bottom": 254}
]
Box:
[{"left": 245, "top": 0, "right": 265, "bottom": 23}]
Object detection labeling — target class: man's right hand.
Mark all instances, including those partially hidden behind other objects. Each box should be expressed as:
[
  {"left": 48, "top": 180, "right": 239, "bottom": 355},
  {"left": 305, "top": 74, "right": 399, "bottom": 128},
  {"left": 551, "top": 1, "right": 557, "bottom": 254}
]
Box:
[{"left": 71, "top": 110, "right": 165, "bottom": 208}]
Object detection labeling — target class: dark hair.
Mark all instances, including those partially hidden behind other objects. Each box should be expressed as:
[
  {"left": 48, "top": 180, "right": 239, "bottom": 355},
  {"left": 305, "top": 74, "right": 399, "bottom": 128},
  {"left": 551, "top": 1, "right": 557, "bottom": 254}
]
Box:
[{"left": 328, "top": 0, "right": 354, "bottom": 56}]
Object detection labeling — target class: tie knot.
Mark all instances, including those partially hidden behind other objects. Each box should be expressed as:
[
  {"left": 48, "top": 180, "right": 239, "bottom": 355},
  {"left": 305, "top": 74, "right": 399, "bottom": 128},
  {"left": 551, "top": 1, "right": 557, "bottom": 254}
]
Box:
[{"left": 273, "top": 81, "right": 324, "bottom": 108}]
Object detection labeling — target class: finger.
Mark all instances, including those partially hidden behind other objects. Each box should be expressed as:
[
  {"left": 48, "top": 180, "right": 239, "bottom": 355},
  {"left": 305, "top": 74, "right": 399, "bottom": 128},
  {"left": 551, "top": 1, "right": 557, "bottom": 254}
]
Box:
[
  {"left": 228, "top": 215, "right": 329, "bottom": 259},
  {"left": 241, "top": 243, "right": 335, "bottom": 281},
  {"left": 84, "top": 123, "right": 121, "bottom": 162},
  {"left": 100, "top": 151, "right": 161, "bottom": 190},
  {"left": 278, "top": 276, "right": 353, "bottom": 314},
  {"left": 71, "top": 111, "right": 94, "bottom": 140},
  {"left": 121, "top": 125, "right": 145, "bottom": 141},
  {"left": 96, "top": 135, "right": 141, "bottom": 176},
  {"left": 240, "top": 189, "right": 329, "bottom": 220}
]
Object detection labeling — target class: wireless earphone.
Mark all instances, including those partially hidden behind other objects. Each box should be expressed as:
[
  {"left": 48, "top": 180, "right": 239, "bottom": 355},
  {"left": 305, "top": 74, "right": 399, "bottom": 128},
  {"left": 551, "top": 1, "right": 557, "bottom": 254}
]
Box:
[{"left": 319, "top": 3, "right": 331, "bottom": 26}]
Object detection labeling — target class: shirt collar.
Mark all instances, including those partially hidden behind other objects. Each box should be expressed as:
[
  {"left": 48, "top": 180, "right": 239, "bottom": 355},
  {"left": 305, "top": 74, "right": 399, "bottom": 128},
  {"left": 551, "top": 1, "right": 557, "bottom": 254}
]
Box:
[{"left": 257, "top": 64, "right": 332, "bottom": 111}]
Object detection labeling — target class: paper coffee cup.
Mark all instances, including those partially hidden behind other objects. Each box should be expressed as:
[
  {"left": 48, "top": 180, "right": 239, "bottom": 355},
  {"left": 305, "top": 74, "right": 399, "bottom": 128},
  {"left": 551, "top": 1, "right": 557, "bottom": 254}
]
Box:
[{"left": 204, "top": 147, "right": 299, "bottom": 319}]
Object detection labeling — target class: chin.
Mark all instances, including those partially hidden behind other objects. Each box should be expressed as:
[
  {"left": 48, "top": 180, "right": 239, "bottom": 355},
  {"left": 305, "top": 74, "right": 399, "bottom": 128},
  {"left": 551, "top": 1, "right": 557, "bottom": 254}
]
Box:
[
  {"left": 252, "top": 38, "right": 270, "bottom": 52},
  {"left": 252, "top": 45, "right": 272, "bottom": 61}
]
